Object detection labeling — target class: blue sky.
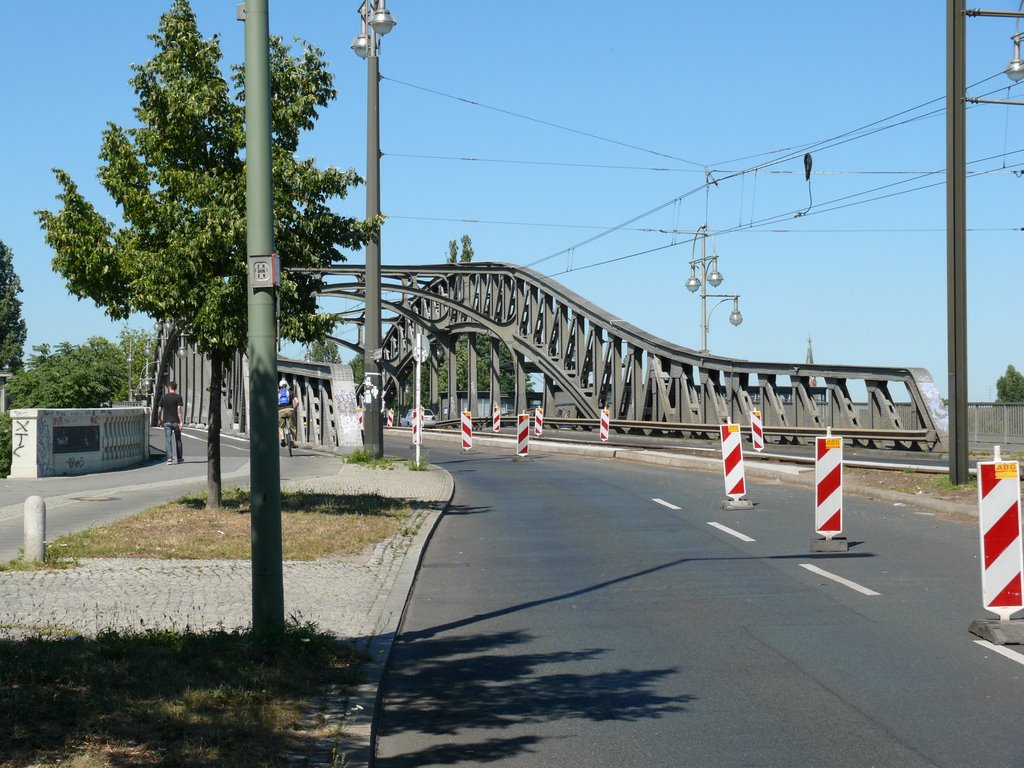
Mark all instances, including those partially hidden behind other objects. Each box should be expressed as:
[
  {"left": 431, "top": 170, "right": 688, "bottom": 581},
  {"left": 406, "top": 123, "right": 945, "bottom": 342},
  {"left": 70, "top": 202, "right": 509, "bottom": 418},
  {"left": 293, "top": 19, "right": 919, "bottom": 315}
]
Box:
[{"left": 0, "top": 1, "right": 1021, "bottom": 401}]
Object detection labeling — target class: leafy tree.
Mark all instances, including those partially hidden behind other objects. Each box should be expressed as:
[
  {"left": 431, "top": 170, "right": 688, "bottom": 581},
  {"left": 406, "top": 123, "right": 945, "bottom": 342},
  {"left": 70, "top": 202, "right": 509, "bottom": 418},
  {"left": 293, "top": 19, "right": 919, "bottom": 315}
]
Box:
[
  {"left": 349, "top": 353, "right": 365, "bottom": 385},
  {"left": 0, "top": 241, "right": 27, "bottom": 372},
  {"left": 7, "top": 339, "right": 126, "bottom": 409},
  {"left": 306, "top": 338, "right": 342, "bottom": 364},
  {"left": 446, "top": 234, "right": 474, "bottom": 264},
  {"left": 997, "top": 364, "right": 1024, "bottom": 403},
  {"left": 119, "top": 326, "right": 157, "bottom": 398},
  {"left": 37, "top": 0, "right": 375, "bottom": 508}
]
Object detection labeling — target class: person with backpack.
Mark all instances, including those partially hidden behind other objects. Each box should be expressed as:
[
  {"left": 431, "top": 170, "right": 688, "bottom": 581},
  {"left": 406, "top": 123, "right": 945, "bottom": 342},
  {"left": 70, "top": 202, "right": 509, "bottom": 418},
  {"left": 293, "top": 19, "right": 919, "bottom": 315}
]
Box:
[{"left": 277, "top": 379, "right": 300, "bottom": 447}]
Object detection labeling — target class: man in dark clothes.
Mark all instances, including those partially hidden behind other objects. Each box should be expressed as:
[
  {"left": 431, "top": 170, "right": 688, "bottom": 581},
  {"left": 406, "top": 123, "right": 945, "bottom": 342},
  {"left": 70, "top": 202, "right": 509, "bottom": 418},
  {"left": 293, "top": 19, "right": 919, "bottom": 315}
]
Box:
[{"left": 158, "top": 381, "right": 184, "bottom": 464}]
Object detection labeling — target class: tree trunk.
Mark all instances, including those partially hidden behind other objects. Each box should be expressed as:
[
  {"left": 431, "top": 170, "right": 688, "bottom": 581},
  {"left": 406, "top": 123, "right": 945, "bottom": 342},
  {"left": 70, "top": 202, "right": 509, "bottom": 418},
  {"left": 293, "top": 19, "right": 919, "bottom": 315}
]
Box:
[{"left": 207, "top": 350, "right": 224, "bottom": 510}]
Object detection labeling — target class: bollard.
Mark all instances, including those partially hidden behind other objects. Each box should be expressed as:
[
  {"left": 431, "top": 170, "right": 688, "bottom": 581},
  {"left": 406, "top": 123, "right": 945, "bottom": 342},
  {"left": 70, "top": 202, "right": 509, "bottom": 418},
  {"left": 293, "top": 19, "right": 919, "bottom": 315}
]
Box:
[
  {"left": 811, "top": 428, "right": 848, "bottom": 552},
  {"left": 534, "top": 406, "right": 544, "bottom": 437},
  {"left": 461, "top": 410, "right": 474, "bottom": 452},
  {"left": 24, "top": 495, "right": 45, "bottom": 563},
  {"left": 599, "top": 408, "right": 610, "bottom": 442},
  {"left": 492, "top": 404, "right": 501, "bottom": 433},
  {"left": 750, "top": 409, "right": 764, "bottom": 452},
  {"left": 719, "top": 421, "right": 753, "bottom": 510},
  {"left": 515, "top": 413, "right": 531, "bottom": 461}
]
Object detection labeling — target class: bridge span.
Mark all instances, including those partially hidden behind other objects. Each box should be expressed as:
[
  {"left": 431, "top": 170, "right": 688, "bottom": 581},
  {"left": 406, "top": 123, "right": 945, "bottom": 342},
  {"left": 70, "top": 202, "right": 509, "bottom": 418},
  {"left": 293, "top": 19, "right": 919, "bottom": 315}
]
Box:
[{"left": 150, "top": 262, "right": 947, "bottom": 452}]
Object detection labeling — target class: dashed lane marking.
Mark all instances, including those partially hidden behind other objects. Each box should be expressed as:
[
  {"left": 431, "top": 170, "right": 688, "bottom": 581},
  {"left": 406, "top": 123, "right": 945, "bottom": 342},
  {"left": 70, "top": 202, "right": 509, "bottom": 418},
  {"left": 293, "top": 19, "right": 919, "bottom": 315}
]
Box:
[
  {"left": 799, "top": 563, "right": 880, "bottom": 596},
  {"left": 707, "top": 522, "right": 755, "bottom": 542}
]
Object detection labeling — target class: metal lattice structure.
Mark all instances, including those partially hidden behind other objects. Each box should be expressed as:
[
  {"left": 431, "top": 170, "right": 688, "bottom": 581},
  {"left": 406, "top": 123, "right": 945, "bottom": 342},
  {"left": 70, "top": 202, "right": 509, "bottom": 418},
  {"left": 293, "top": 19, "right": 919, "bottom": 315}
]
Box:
[{"left": 318, "top": 262, "right": 947, "bottom": 450}]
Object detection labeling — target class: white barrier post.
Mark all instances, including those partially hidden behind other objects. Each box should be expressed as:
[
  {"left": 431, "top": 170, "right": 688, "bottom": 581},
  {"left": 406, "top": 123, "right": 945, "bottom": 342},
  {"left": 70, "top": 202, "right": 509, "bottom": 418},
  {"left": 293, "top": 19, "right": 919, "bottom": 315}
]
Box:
[
  {"left": 751, "top": 409, "right": 764, "bottom": 452},
  {"left": 599, "top": 408, "right": 610, "bottom": 442},
  {"left": 461, "top": 410, "right": 474, "bottom": 452},
  {"left": 812, "top": 428, "right": 848, "bottom": 552},
  {"left": 23, "top": 495, "right": 45, "bottom": 563},
  {"left": 493, "top": 404, "right": 501, "bottom": 433},
  {"left": 969, "top": 447, "right": 1024, "bottom": 643},
  {"left": 386, "top": 408, "right": 394, "bottom": 428},
  {"left": 534, "top": 406, "right": 544, "bottom": 437},
  {"left": 719, "top": 420, "right": 753, "bottom": 510},
  {"left": 515, "top": 413, "right": 531, "bottom": 461}
]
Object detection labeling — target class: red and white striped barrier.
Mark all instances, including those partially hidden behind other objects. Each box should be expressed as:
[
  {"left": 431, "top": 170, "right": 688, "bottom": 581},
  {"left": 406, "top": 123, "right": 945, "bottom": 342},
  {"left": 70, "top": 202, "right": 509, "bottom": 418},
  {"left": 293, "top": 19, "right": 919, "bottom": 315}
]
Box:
[
  {"left": 411, "top": 406, "right": 421, "bottom": 446},
  {"left": 534, "top": 406, "right": 544, "bottom": 437},
  {"left": 386, "top": 408, "right": 394, "bottom": 428},
  {"left": 977, "top": 453, "right": 1023, "bottom": 620},
  {"left": 815, "top": 432, "right": 843, "bottom": 538},
  {"left": 461, "top": 410, "right": 473, "bottom": 451},
  {"left": 599, "top": 408, "right": 610, "bottom": 442},
  {"left": 517, "top": 413, "right": 530, "bottom": 458},
  {"left": 719, "top": 422, "right": 747, "bottom": 500},
  {"left": 750, "top": 409, "right": 764, "bottom": 452},
  {"left": 493, "top": 404, "right": 501, "bottom": 433},
  {"left": 357, "top": 407, "right": 364, "bottom": 430}
]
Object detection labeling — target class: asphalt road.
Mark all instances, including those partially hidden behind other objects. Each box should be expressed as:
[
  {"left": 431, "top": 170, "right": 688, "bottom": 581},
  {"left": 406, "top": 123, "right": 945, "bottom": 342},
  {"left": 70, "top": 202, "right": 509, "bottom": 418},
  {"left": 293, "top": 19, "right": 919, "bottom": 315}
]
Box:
[{"left": 375, "top": 441, "right": 1024, "bottom": 768}]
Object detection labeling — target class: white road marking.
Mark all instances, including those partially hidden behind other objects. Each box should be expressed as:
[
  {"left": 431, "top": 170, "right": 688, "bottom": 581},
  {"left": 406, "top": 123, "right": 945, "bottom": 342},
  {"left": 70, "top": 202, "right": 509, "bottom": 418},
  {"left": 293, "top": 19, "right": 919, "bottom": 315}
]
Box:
[
  {"left": 707, "top": 522, "right": 755, "bottom": 542},
  {"left": 652, "top": 498, "right": 681, "bottom": 510},
  {"left": 798, "top": 563, "right": 880, "bottom": 596},
  {"left": 974, "top": 640, "right": 1024, "bottom": 666}
]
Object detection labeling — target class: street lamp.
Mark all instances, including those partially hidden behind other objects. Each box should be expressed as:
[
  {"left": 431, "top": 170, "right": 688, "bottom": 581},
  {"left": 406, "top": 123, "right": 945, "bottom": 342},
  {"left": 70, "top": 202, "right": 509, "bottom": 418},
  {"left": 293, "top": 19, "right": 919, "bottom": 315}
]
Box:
[
  {"left": 352, "top": 0, "right": 396, "bottom": 458},
  {"left": 684, "top": 225, "right": 743, "bottom": 354}
]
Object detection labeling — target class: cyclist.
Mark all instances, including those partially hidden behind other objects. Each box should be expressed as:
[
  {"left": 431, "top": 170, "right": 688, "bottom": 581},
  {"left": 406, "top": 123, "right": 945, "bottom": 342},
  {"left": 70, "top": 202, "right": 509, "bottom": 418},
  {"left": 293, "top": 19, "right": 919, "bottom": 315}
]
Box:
[{"left": 277, "top": 379, "right": 300, "bottom": 447}]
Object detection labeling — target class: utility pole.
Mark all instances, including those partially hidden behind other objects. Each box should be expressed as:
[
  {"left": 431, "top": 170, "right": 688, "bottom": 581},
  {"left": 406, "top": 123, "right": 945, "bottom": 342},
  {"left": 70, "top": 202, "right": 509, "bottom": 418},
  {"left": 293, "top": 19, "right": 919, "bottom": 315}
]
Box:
[{"left": 243, "top": 0, "right": 284, "bottom": 635}]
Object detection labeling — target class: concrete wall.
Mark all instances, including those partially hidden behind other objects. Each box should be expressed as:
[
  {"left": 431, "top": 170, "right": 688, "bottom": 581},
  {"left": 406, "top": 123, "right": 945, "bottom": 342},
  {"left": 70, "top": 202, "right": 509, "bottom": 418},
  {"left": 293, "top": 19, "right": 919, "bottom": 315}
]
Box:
[{"left": 10, "top": 407, "right": 151, "bottom": 478}]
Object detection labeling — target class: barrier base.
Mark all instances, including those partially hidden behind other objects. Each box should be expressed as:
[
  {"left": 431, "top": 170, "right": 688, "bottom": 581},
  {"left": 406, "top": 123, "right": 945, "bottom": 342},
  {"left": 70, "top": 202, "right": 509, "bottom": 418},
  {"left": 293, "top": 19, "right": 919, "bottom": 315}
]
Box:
[
  {"left": 810, "top": 536, "right": 848, "bottom": 553},
  {"left": 513, "top": 455, "right": 532, "bottom": 462},
  {"left": 720, "top": 497, "right": 754, "bottom": 510},
  {"left": 461, "top": 448, "right": 478, "bottom": 455},
  {"left": 968, "top": 619, "right": 1024, "bottom": 645}
]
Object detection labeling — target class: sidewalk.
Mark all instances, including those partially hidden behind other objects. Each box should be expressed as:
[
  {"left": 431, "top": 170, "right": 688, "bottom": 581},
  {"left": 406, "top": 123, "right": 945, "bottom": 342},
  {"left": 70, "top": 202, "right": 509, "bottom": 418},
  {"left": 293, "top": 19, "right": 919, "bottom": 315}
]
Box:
[{"left": 0, "top": 457, "right": 454, "bottom": 768}]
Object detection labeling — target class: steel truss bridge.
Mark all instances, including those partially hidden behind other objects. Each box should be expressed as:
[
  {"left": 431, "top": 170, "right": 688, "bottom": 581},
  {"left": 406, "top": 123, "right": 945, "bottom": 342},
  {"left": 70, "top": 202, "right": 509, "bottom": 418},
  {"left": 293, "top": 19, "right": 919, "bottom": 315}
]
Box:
[{"left": 315, "top": 262, "right": 946, "bottom": 451}]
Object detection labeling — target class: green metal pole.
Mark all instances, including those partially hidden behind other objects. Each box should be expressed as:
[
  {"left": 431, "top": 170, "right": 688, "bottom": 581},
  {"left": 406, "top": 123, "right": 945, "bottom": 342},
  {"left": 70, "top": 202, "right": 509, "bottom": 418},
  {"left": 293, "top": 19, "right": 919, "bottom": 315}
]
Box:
[
  {"left": 244, "top": 0, "right": 284, "bottom": 634},
  {"left": 947, "top": 0, "right": 969, "bottom": 485},
  {"left": 363, "top": 33, "right": 384, "bottom": 458}
]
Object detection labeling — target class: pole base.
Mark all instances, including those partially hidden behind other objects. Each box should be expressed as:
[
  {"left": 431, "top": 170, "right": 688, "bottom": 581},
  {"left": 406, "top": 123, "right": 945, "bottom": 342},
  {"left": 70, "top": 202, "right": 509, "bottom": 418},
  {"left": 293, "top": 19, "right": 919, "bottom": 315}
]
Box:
[
  {"left": 810, "top": 536, "right": 848, "bottom": 553},
  {"left": 720, "top": 498, "right": 754, "bottom": 510},
  {"left": 969, "top": 619, "right": 1024, "bottom": 645}
]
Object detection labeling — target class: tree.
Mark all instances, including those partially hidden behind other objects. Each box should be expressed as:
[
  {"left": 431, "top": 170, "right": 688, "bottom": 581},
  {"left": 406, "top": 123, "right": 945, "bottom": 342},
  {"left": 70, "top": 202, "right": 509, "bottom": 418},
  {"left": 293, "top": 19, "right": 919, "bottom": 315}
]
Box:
[
  {"left": 119, "top": 326, "right": 157, "bottom": 398},
  {"left": 997, "top": 364, "right": 1024, "bottom": 403},
  {"left": 446, "top": 234, "right": 474, "bottom": 264},
  {"left": 7, "top": 339, "right": 126, "bottom": 409},
  {"left": 0, "top": 241, "right": 27, "bottom": 372},
  {"left": 306, "top": 338, "right": 342, "bottom": 364},
  {"left": 37, "top": 1, "right": 375, "bottom": 508}
]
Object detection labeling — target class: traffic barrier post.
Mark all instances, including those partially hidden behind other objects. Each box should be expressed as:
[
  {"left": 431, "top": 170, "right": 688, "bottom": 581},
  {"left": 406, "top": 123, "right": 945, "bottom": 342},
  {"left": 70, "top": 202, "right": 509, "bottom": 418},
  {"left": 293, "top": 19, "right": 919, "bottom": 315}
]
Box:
[
  {"left": 534, "top": 406, "right": 544, "bottom": 437},
  {"left": 719, "top": 420, "right": 753, "bottom": 510},
  {"left": 751, "top": 409, "right": 764, "bottom": 452},
  {"left": 515, "top": 413, "right": 531, "bottom": 461},
  {"left": 968, "top": 447, "right": 1024, "bottom": 643},
  {"left": 386, "top": 408, "right": 394, "bottom": 428},
  {"left": 493, "top": 404, "right": 501, "bottom": 433},
  {"left": 461, "top": 410, "right": 474, "bottom": 452},
  {"left": 599, "top": 408, "right": 610, "bottom": 442},
  {"left": 812, "top": 428, "right": 848, "bottom": 552}
]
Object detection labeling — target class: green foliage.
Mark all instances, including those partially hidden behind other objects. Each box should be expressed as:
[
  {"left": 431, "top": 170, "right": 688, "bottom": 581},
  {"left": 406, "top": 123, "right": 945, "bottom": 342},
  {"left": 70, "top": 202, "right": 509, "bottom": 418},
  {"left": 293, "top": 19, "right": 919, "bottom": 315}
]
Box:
[
  {"left": 345, "top": 448, "right": 395, "bottom": 469},
  {"left": 349, "top": 353, "right": 365, "bottom": 384},
  {"left": 997, "top": 364, "right": 1024, "bottom": 403},
  {"left": 0, "top": 412, "right": 10, "bottom": 478},
  {"left": 6, "top": 338, "right": 127, "bottom": 409},
  {"left": 36, "top": 0, "right": 375, "bottom": 361},
  {"left": 306, "top": 338, "right": 342, "bottom": 364},
  {"left": 446, "top": 233, "right": 474, "bottom": 264},
  {"left": 0, "top": 241, "right": 27, "bottom": 372},
  {"left": 406, "top": 457, "right": 429, "bottom": 471}
]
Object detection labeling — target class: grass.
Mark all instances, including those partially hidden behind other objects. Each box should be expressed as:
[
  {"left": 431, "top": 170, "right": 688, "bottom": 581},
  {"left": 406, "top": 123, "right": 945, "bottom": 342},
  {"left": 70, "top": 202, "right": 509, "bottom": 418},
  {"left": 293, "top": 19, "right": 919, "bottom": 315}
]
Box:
[
  {"left": 0, "top": 619, "right": 366, "bottom": 767},
  {"left": 26, "top": 486, "right": 414, "bottom": 563},
  {"left": 0, "top": 484, "right": 423, "bottom": 765},
  {"left": 344, "top": 449, "right": 396, "bottom": 469}
]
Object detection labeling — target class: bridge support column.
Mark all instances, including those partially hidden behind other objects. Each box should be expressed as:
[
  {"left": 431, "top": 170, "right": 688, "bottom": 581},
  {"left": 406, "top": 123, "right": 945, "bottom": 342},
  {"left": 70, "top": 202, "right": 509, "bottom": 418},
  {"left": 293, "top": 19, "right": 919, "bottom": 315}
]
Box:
[{"left": 467, "top": 333, "right": 479, "bottom": 417}]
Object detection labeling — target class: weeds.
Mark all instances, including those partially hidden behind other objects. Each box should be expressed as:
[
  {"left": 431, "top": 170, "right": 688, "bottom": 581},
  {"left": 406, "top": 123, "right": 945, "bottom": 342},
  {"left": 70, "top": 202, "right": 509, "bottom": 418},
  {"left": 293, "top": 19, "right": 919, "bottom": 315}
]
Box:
[{"left": 344, "top": 449, "right": 396, "bottom": 469}]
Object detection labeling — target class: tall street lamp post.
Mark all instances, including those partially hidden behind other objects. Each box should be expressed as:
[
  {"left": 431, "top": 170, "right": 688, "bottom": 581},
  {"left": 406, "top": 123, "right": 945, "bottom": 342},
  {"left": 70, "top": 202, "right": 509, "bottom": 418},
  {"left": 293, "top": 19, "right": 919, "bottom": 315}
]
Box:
[
  {"left": 946, "top": 1, "right": 1024, "bottom": 485},
  {"left": 684, "top": 225, "right": 743, "bottom": 355},
  {"left": 352, "top": 1, "right": 396, "bottom": 459}
]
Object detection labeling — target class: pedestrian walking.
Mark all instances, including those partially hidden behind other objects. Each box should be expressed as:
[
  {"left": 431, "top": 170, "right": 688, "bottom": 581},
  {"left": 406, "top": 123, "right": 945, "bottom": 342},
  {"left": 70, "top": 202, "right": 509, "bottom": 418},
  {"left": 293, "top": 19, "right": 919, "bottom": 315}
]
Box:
[{"left": 158, "top": 381, "right": 184, "bottom": 464}]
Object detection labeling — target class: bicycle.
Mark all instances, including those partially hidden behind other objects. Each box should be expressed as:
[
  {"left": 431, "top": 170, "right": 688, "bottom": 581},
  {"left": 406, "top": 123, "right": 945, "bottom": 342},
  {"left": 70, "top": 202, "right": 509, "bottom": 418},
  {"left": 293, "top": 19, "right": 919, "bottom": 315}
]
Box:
[{"left": 283, "top": 417, "right": 294, "bottom": 457}]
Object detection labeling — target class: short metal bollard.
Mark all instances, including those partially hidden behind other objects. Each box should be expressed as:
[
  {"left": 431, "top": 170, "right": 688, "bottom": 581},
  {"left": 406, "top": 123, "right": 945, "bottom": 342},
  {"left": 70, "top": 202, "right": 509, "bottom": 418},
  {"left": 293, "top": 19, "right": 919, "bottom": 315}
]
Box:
[{"left": 24, "top": 495, "right": 46, "bottom": 562}]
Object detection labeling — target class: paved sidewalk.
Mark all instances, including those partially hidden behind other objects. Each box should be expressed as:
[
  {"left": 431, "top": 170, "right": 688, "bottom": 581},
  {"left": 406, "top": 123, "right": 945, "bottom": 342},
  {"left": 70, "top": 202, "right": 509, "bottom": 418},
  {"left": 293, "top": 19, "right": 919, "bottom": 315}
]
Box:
[{"left": 0, "top": 459, "right": 454, "bottom": 768}]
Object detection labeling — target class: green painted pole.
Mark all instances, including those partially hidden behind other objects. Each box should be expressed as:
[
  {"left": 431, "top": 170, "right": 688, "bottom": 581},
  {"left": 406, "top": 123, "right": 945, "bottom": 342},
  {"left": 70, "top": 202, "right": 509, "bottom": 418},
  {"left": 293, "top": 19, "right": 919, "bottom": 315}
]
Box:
[{"left": 244, "top": 0, "right": 284, "bottom": 634}]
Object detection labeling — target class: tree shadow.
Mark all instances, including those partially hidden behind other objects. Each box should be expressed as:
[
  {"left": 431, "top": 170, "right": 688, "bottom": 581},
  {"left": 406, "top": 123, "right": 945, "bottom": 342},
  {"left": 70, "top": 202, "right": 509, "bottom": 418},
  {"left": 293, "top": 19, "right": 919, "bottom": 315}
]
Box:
[{"left": 376, "top": 629, "right": 690, "bottom": 766}]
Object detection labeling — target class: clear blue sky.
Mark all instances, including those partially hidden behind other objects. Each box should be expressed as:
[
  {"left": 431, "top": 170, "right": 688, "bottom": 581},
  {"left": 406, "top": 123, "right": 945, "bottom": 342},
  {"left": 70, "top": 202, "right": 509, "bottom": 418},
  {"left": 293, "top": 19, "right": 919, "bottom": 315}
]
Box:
[{"left": 0, "top": 1, "right": 1021, "bottom": 401}]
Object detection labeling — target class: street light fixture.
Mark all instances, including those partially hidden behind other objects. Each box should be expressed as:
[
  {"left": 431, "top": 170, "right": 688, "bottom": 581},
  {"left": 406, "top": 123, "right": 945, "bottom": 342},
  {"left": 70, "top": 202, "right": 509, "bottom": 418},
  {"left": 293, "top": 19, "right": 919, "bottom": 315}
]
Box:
[
  {"left": 352, "top": 0, "right": 396, "bottom": 458},
  {"left": 1008, "top": 32, "right": 1024, "bottom": 81},
  {"left": 684, "top": 225, "right": 743, "bottom": 354}
]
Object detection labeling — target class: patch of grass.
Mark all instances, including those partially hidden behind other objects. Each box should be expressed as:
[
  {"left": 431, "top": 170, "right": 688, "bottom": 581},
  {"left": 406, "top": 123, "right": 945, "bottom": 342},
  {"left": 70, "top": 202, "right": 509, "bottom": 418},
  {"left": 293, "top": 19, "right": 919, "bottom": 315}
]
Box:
[
  {"left": 407, "top": 458, "right": 429, "bottom": 471},
  {"left": 35, "top": 487, "right": 415, "bottom": 562},
  {"left": 0, "top": 548, "right": 78, "bottom": 572},
  {"left": 344, "top": 449, "right": 396, "bottom": 469},
  {"left": 0, "top": 619, "right": 367, "bottom": 768}
]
